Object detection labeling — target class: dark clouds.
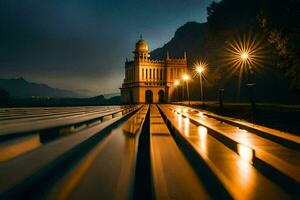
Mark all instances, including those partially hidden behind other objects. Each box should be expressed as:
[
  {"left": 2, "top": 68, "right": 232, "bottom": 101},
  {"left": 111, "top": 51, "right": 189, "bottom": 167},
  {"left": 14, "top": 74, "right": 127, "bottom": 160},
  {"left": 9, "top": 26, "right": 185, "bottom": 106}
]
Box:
[{"left": 0, "top": 0, "right": 215, "bottom": 95}]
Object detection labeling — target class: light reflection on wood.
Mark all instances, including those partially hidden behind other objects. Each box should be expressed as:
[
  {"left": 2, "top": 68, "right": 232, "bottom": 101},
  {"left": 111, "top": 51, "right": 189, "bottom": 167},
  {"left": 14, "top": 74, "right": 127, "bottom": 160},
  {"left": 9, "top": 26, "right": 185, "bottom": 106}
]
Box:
[
  {"left": 47, "top": 106, "right": 147, "bottom": 200},
  {"left": 0, "top": 134, "right": 41, "bottom": 161},
  {"left": 49, "top": 133, "right": 112, "bottom": 200},
  {"left": 237, "top": 144, "right": 254, "bottom": 164},
  {"left": 198, "top": 126, "right": 208, "bottom": 154}
]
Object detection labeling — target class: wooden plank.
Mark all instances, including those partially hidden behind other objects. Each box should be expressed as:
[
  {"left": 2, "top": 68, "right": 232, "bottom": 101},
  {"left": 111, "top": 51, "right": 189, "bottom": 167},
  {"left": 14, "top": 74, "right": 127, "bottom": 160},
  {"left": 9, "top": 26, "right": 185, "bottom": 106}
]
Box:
[
  {"left": 150, "top": 105, "right": 210, "bottom": 200},
  {"left": 159, "top": 105, "right": 291, "bottom": 199}
]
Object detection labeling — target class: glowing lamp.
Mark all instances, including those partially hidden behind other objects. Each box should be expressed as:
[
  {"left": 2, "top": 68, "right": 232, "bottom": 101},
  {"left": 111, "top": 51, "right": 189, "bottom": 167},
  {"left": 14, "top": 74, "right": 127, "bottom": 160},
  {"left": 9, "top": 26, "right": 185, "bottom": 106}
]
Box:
[
  {"left": 241, "top": 52, "right": 249, "bottom": 61},
  {"left": 182, "top": 74, "right": 190, "bottom": 81},
  {"left": 196, "top": 66, "right": 205, "bottom": 74}
]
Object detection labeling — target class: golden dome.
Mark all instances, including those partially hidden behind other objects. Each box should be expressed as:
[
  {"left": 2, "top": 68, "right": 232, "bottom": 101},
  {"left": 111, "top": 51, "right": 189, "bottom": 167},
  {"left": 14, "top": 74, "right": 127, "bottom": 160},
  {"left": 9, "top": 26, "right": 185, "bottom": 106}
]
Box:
[{"left": 135, "top": 38, "right": 149, "bottom": 52}]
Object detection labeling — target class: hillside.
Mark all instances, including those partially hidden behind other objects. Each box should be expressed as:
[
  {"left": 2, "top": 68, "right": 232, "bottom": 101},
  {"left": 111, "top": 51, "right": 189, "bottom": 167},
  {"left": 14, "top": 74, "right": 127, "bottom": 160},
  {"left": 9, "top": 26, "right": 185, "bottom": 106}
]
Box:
[
  {"left": 0, "top": 77, "right": 83, "bottom": 98},
  {"left": 150, "top": 22, "right": 300, "bottom": 103}
]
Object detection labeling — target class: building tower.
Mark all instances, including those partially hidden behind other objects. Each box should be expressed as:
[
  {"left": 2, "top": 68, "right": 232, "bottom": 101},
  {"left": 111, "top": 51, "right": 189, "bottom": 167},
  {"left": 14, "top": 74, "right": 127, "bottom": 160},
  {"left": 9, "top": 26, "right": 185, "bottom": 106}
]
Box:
[{"left": 120, "top": 37, "right": 187, "bottom": 103}]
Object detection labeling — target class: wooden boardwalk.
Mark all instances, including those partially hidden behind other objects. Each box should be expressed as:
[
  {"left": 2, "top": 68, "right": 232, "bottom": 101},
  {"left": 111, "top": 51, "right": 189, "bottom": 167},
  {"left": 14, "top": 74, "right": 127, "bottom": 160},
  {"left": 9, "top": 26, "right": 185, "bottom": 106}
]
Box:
[{"left": 0, "top": 104, "right": 299, "bottom": 199}]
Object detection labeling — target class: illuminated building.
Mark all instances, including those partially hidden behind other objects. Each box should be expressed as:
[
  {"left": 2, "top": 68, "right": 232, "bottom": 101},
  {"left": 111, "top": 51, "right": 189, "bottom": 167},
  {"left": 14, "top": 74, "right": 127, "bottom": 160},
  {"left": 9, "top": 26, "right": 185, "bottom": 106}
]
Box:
[{"left": 120, "top": 36, "right": 188, "bottom": 103}]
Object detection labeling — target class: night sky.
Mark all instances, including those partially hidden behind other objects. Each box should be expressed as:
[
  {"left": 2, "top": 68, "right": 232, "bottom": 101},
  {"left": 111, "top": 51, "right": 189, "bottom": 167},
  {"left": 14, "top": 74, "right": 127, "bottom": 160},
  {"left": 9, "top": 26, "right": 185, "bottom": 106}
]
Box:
[{"left": 0, "top": 0, "right": 215, "bottom": 95}]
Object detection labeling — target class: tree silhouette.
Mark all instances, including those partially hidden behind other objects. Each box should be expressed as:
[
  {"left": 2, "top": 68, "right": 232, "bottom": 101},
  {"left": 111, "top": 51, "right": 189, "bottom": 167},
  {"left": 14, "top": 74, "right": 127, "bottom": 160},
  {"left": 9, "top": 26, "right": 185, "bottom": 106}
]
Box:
[{"left": 206, "top": 0, "right": 300, "bottom": 90}]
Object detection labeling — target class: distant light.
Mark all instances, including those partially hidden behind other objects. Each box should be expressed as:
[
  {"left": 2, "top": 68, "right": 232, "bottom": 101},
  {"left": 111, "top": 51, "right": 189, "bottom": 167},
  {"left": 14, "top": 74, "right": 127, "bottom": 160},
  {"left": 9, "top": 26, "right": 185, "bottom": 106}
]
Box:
[
  {"left": 193, "top": 61, "right": 207, "bottom": 78},
  {"left": 174, "top": 80, "right": 180, "bottom": 86},
  {"left": 182, "top": 74, "right": 190, "bottom": 81}
]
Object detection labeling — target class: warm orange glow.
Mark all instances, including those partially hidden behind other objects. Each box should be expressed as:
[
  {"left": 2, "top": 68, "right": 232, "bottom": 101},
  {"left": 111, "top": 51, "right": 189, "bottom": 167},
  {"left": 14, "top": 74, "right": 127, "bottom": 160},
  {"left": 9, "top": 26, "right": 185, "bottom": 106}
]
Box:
[
  {"left": 241, "top": 52, "right": 249, "bottom": 60},
  {"left": 198, "top": 112, "right": 204, "bottom": 117},
  {"left": 174, "top": 79, "right": 180, "bottom": 86},
  {"left": 239, "top": 129, "right": 248, "bottom": 134},
  {"left": 182, "top": 116, "right": 190, "bottom": 136},
  {"left": 0, "top": 135, "right": 41, "bottom": 162},
  {"left": 198, "top": 126, "right": 207, "bottom": 153},
  {"left": 237, "top": 144, "right": 254, "bottom": 163},
  {"left": 196, "top": 66, "right": 204, "bottom": 74},
  {"left": 198, "top": 126, "right": 207, "bottom": 137},
  {"left": 225, "top": 33, "right": 265, "bottom": 75},
  {"left": 182, "top": 74, "right": 190, "bottom": 81},
  {"left": 193, "top": 61, "right": 207, "bottom": 78},
  {"left": 225, "top": 33, "right": 266, "bottom": 99}
]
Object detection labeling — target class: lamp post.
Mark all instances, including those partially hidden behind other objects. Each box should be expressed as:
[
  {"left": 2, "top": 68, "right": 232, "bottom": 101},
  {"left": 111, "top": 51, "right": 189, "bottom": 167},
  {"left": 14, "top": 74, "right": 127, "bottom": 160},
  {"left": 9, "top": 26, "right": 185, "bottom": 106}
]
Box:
[
  {"left": 226, "top": 35, "right": 264, "bottom": 111},
  {"left": 196, "top": 65, "right": 205, "bottom": 104},
  {"left": 240, "top": 52, "right": 256, "bottom": 111},
  {"left": 182, "top": 74, "right": 190, "bottom": 106}
]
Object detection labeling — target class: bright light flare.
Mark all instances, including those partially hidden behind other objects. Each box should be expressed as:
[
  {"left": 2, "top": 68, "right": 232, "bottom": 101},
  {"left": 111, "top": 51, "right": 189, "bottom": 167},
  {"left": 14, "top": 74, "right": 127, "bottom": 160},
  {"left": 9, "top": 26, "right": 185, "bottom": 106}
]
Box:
[
  {"left": 240, "top": 52, "right": 249, "bottom": 60},
  {"left": 196, "top": 66, "right": 205, "bottom": 73},
  {"left": 174, "top": 79, "right": 180, "bottom": 86},
  {"left": 182, "top": 74, "right": 190, "bottom": 81},
  {"left": 193, "top": 61, "right": 207, "bottom": 78},
  {"left": 225, "top": 33, "right": 266, "bottom": 100},
  {"left": 225, "top": 33, "right": 265, "bottom": 75}
]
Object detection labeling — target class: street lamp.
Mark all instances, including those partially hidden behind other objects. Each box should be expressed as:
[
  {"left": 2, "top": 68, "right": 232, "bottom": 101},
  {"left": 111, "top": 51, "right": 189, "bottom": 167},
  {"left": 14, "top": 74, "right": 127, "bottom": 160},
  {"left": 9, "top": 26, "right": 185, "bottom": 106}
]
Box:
[
  {"left": 241, "top": 52, "right": 249, "bottom": 61},
  {"left": 225, "top": 34, "right": 265, "bottom": 104},
  {"left": 239, "top": 51, "right": 255, "bottom": 108},
  {"left": 195, "top": 64, "right": 206, "bottom": 104},
  {"left": 182, "top": 74, "right": 190, "bottom": 106}
]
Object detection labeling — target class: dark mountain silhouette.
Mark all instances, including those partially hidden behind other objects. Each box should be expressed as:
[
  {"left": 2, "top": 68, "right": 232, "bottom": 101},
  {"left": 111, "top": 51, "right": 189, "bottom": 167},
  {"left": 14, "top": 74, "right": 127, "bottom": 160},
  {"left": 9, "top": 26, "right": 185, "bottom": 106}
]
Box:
[
  {"left": 151, "top": 22, "right": 207, "bottom": 63},
  {"left": 150, "top": 22, "right": 300, "bottom": 103},
  {"left": 0, "top": 88, "right": 10, "bottom": 105},
  {"left": 0, "top": 77, "right": 83, "bottom": 98}
]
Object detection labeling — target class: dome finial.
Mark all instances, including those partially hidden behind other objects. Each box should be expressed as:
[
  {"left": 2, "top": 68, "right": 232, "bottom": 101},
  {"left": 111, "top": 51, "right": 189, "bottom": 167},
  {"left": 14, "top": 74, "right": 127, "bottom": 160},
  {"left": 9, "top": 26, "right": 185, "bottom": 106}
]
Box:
[
  {"left": 135, "top": 36, "right": 149, "bottom": 52},
  {"left": 140, "top": 34, "right": 143, "bottom": 40}
]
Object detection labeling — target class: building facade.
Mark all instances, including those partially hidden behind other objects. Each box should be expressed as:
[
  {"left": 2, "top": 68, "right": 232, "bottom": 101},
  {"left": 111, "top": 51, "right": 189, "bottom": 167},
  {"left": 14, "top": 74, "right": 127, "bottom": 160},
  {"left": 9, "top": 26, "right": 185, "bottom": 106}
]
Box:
[{"left": 120, "top": 37, "right": 188, "bottom": 103}]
